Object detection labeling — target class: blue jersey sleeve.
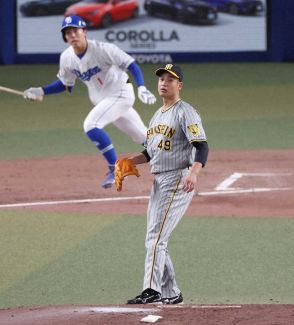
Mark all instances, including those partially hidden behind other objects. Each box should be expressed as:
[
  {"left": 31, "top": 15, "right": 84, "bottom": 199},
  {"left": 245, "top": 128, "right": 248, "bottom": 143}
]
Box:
[
  {"left": 127, "top": 62, "right": 144, "bottom": 87},
  {"left": 42, "top": 79, "right": 72, "bottom": 95}
]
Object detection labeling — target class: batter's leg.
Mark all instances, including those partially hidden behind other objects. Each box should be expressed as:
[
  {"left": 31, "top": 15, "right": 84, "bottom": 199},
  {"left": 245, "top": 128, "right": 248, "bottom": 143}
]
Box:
[
  {"left": 83, "top": 86, "right": 135, "bottom": 188},
  {"left": 113, "top": 107, "right": 147, "bottom": 145},
  {"left": 85, "top": 127, "right": 117, "bottom": 188}
]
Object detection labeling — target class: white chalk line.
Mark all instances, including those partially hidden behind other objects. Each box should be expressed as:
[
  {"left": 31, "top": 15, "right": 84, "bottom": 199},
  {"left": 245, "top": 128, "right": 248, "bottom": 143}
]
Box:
[
  {"left": 0, "top": 187, "right": 292, "bottom": 209},
  {"left": 84, "top": 305, "right": 241, "bottom": 311},
  {"left": 159, "top": 304, "right": 241, "bottom": 309},
  {"left": 215, "top": 172, "right": 292, "bottom": 191},
  {"left": 78, "top": 306, "right": 157, "bottom": 313},
  {"left": 191, "top": 305, "right": 241, "bottom": 309},
  {"left": 202, "top": 187, "right": 292, "bottom": 196},
  {"left": 0, "top": 172, "right": 292, "bottom": 209},
  {"left": 0, "top": 196, "right": 149, "bottom": 208},
  {"left": 215, "top": 172, "right": 243, "bottom": 190}
]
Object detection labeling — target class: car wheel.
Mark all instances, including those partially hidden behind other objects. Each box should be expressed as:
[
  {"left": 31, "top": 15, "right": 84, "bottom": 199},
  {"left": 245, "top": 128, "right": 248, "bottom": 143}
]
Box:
[
  {"left": 227, "top": 3, "right": 239, "bottom": 15},
  {"left": 34, "top": 6, "right": 47, "bottom": 16},
  {"left": 101, "top": 13, "right": 112, "bottom": 28},
  {"left": 146, "top": 5, "right": 154, "bottom": 16},
  {"left": 132, "top": 7, "right": 139, "bottom": 18},
  {"left": 22, "top": 9, "right": 34, "bottom": 17},
  {"left": 177, "top": 11, "right": 186, "bottom": 23}
]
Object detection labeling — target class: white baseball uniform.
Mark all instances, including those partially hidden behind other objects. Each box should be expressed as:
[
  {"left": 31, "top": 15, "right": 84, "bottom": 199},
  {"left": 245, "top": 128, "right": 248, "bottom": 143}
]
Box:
[{"left": 57, "top": 40, "right": 147, "bottom": 144}]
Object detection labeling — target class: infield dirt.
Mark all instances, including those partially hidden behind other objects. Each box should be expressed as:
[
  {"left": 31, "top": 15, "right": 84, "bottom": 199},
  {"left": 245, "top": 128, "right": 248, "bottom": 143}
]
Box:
[{"left": 0, "top": 149, "right": 294, "bottom": 324}]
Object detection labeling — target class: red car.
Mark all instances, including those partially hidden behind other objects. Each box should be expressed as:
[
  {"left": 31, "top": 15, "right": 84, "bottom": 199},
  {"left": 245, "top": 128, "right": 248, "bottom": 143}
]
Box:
[{"left": 65, "top": 0, "right": 139, "bottom": 28}]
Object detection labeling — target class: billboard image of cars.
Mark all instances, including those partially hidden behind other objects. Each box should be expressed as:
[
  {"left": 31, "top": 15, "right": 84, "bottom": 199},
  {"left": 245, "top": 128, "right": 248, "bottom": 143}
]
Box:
[
  {"left": 16, "top": 0, "right": 267, "bottom": 59},
  {"left": 65, "top": 0, "right": 139, "bottom": 28},
  {"left": 143, "top": 0, "right": 218, "bottom": 25},
  {"left": 19, "top": 0, "right": 80, "bottom": 16},
  {"left": 201, "top": 0, "right": 264, "bottom": 15}
]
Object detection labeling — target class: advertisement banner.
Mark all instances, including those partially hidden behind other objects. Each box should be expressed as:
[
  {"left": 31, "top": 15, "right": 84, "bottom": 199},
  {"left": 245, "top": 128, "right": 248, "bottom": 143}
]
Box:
[{"left": 17, "top": 0, "right": 267, "bottom": 59}]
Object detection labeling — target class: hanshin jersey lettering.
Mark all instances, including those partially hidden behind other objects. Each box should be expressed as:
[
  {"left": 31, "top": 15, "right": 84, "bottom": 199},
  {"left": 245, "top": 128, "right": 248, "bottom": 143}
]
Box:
[{"left": 146, "top": 99, "right": 207, "bottom": 173}]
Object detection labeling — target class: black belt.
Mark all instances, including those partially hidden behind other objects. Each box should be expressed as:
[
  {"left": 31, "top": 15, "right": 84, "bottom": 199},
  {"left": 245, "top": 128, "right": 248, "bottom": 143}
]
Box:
[{"left": 126, "top": 78, "right": 130, "bottom": 83}]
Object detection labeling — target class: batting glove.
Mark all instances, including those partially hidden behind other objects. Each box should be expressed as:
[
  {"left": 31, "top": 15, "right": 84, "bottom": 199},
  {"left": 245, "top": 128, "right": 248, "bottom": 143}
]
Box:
[
  {"left": 138, "top": 86, "right": 156, "bottom": 105},
  {"left": 24, "top": 87, "right": 44, "bottom": 101}
]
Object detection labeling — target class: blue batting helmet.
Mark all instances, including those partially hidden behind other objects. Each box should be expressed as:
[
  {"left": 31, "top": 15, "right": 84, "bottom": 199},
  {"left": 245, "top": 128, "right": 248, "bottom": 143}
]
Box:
[{"left": 61, "top": 15, "right": 87, "bottom": 42}]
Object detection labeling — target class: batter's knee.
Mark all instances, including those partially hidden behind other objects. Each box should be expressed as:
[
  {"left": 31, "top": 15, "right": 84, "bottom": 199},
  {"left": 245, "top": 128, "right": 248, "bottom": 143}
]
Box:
[
  {"left": 128, "top": 126, "right": 147, "bottom": 144},
  {"left": 83, "top": 116, "right": 103, "bottom": 133},
  {"left": 83, "top": 118, "right": 91, "bottom": 133}
]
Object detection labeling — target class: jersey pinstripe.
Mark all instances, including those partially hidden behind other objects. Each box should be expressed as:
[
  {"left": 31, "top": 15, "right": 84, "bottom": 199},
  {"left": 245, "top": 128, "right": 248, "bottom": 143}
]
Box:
[
  {"left": 146, "top": 99, "right": 207, "bottom": 173},
  {"left": 141, "top": 98, "right": 208, "bottom": 299},
  {"left": 143, "top": 168, "right": 194, "bottom": 296}
]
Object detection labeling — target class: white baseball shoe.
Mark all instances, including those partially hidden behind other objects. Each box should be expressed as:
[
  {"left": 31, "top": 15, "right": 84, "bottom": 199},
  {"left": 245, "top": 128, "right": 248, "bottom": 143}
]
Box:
[{"left": 101, "top": 170, "right": 115, "bottom": 189}]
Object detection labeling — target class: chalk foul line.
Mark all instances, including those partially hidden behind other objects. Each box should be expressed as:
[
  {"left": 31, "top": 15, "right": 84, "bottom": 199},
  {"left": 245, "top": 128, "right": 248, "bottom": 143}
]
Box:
[
  {"left": 0, "top": 172, "right": 292, "bottom": 209},
  {"left": 0, "top": 188, "right": 292, "bottom": 209},
  {"left": 215, "top": 172, "right": 292, "bottom": 191},
  {"left": 0, "top": 196, "right": 150, "bottom": 208}
]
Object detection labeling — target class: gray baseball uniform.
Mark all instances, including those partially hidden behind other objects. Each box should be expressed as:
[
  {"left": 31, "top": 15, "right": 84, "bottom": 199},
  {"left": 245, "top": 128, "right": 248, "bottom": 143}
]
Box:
[{"left": 143, "top": 99, "right": 207, "bottom": 298}]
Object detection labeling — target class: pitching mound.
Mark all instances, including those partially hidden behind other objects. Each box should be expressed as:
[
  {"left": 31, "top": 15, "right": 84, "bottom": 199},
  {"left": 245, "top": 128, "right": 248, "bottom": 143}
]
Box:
[{"left": 1, "top": 304, "right": 293, "bottom": 325}]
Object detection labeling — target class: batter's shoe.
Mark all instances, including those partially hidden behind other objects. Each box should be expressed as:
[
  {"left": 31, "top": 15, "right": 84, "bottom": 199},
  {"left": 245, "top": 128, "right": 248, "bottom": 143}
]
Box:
[
  {"left": 127, "top": 289, "right": 162, "bottom": 304},
  {"left": 162, "top": 292, "right": 183, "bottom": 304},
  {"left": 101, "top": 170, "right": 115, "bottom": 189}
]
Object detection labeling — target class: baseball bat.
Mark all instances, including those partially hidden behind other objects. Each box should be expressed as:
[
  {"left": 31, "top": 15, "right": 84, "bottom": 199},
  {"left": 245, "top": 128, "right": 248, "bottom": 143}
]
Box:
[{"left": 0, "top": 85, "right": 43, "bottom": 101}]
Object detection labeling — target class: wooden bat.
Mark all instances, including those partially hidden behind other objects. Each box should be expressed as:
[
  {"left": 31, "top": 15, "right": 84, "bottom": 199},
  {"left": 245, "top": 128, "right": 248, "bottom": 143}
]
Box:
[{"left": 0, "top": 85, "right": 43, "bottom": 101}]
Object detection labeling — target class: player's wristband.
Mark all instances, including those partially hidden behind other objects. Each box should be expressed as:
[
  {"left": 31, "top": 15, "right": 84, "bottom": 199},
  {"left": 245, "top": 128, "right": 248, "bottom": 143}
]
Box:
[
  {"left": 141, "top": 149, "right": 151, "bottom": 162},
  {"left": 192, "top": 141, "right": 209, "bottom": 167}
]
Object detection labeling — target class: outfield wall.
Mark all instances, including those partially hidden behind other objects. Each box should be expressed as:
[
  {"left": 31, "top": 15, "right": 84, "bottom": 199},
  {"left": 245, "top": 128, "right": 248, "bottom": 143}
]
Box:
[{"left": 1, "top": 0, "right": 294, "bottom": 64}]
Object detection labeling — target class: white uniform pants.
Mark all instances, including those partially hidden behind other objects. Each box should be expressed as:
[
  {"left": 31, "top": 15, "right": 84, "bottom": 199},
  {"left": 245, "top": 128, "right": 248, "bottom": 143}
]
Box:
[{"left": 83, "top": 83, "right": 147, "bottom": 144}]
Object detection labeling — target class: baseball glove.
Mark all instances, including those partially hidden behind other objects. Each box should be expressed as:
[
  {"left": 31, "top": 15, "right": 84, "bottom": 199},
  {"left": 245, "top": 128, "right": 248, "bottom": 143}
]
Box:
[{"left": 115, "top": 158, "right": 140, "bottom": 192}]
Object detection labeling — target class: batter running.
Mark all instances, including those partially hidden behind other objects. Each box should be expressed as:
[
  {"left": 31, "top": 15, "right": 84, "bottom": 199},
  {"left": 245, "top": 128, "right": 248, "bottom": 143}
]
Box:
[
  {"left": 124, "top": 64, "right": 209, "bottom": 304},
  {"left": 23, "top": 15, "right": 156, "bottom": 189}
]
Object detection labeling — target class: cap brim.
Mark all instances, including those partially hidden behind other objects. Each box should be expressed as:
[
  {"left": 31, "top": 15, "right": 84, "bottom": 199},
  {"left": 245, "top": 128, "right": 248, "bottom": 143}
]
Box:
[
  {"left": 155, "top": 68, "right": 180, "bottom": 79},
  {"left": 61, "top": 25, "right": 85, "bottom": 32}
]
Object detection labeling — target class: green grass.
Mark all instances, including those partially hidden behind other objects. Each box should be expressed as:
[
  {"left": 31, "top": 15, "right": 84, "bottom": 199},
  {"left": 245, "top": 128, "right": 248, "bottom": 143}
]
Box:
[
  {"left": 0, "top": 63, "right": 294, "bottom": 159},
  {"left": 1, "top": 63, "right": 294, "bottom": 308},
  {"left": 0, "top": 210, "right": 294, "bottom": 307}
]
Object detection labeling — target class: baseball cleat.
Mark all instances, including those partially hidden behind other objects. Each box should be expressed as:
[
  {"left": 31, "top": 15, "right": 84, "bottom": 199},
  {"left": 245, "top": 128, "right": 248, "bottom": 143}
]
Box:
[
  {"left": 127, "top": 288, "right": 162, "bottom": 304},
  {"left": 162, "top": 292, "right": 183, "bottom": 304},
  {"left": 101, "top": 170, "right": 115, "bottom": 189}
]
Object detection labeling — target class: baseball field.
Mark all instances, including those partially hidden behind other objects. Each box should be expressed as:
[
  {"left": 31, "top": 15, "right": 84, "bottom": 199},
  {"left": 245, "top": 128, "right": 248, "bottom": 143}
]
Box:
[{"left": 0, "top": 63, "right": 294, "bottom": 324}]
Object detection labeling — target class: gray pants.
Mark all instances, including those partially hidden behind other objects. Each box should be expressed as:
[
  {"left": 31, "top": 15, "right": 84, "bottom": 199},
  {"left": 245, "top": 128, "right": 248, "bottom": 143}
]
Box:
[{"left": 143, "top": 168, "right": 194, "bottom": 298}]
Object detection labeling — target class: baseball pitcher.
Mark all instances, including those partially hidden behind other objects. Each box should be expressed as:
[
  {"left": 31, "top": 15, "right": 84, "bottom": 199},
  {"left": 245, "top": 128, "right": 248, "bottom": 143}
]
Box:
[{"left": 115, "top": 64, "right": 209, "bottom": 304}]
